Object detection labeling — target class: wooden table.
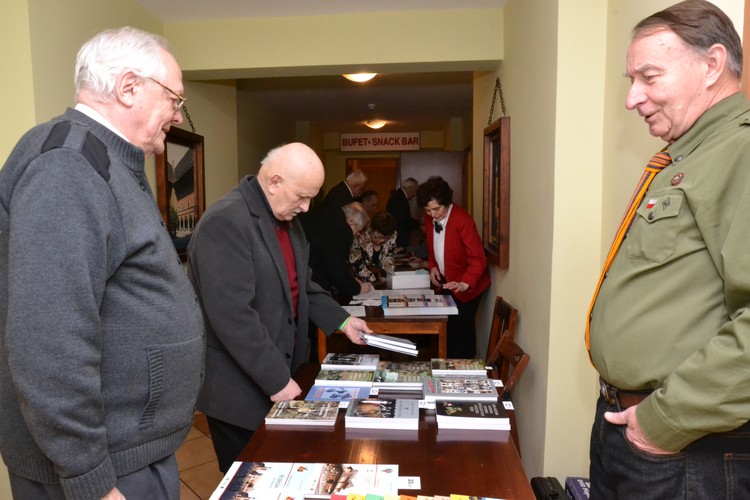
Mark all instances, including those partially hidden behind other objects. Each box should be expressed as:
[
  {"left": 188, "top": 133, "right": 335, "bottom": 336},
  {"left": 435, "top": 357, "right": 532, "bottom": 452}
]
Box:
[
  {"left": 318, "top": 305, "right": 448, "bottom": 362},
  {"left": 238, "top": 364, "right": 534, "bottom": 499}
]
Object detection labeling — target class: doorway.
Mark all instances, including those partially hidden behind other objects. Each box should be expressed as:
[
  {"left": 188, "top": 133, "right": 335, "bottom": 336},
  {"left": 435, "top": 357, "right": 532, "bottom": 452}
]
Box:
[{"left": 346, "top": 158, "right": 399, "bottom": 213}]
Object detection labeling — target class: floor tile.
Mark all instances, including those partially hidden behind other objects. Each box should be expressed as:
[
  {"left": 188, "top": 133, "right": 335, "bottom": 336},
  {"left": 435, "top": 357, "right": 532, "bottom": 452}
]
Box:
[
  {"left": 193, "top": 413, "right": 211, "bottom": 437},
  {"left": 176, "top": 435, "right": 216, "bottom": 471},
  {"left": 180, "top": 460, "right": 225, "bottom": 499},
  {"left": 179, "top": 480, "right": 201, "bottom": 500},
  {"left": 183, "top": 426, "right": 203, "bottom": 442}
]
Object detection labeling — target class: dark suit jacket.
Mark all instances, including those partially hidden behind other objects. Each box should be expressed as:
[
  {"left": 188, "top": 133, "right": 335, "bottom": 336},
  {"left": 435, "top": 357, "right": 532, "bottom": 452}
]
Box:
[
  {"left": 321, "top": 181, "right": 354, "bottom": 209},
  {"left": 301, "top": 207, "right": 360, "bottom": 299},
  {"left": 386, "top": 188, "right": 420, "bottom": 247},
  {"left": 424, "top": 203, "right": 491, "bottom": 303},
  {"left": 187, "top": 176, "right": 348, "bottom": 430}
]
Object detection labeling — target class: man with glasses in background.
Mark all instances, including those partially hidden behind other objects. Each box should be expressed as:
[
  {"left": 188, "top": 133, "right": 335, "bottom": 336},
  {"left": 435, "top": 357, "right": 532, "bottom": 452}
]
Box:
[{"left": 0, "top": 26, "right": 203, "bottom": 500}]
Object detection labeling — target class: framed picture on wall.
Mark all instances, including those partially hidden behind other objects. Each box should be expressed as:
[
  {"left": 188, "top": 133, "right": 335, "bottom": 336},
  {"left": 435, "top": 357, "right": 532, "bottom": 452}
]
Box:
[
  {"left": 482, "top": 117, "right": 510, "bottom": 269},
  {"left": 155, "top": 127, "right": 206, "bottom": 261}
]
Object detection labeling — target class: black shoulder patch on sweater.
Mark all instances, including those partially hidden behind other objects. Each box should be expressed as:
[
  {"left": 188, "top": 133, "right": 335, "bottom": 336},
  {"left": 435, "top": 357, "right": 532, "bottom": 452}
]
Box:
[
  {"left": 41, "top": 121, "right": 111, "bottom": 181},
  {"left": 41, "top": 121, "right": 71, "bottom": 152},
  {"left": 81, "top": 132, "right": 110, "bottom": 181}
]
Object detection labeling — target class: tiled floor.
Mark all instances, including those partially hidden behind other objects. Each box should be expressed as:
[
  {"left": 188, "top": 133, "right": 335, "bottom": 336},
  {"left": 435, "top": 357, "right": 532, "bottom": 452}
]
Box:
[{"left": 176, "top": 412, "right": 225, "bottom": 500}]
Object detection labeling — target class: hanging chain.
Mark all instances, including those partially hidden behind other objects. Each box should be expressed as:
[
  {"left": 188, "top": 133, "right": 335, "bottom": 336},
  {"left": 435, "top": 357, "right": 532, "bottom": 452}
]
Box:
[
  {"left": 487, "top": 76, "right": 507, "bottom": 125},
  {"left": 182, "top": 104, "right": 196, "bottom": 133}
]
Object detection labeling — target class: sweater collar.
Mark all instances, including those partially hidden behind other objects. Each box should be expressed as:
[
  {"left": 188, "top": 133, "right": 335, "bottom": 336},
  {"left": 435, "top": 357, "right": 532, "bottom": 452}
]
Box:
[{"left": 63, "top": 108, "right": 146, "bottom": 172}]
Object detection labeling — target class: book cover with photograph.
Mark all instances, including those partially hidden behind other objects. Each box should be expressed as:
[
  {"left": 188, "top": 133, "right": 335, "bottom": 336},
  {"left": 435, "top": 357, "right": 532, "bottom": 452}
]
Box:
[
  {"left": 305, "top": 385, "right": 371, "bottom": 408},
  {"left": 381, "top": 294, "right": 458, "bottom": 317},
  {"left": 435, "top": 401, "right": 510, "bottom": 430},
  {"left": 344, "top": 398, "right": 420, "bottom": 430},
  {"left": 211, "top": 462, "right": 399, "bottom": 500},
  {"left": 422, "top": 376, "right": 499, "bottom": 403},
  {"left": 315, "top": 369, "right": 376, "bottom": 387},
  {"left": 264, "top": 400, "right": 339, "bottom": 427},
  {"left": 373, "top": 360, "right": 431, "bottom": 390},
  {"left": 430, "top": 358, "right": 486, "bottom": 376},
  {"left": 321, "top": 353, "right": 380, "bottom": 371}
]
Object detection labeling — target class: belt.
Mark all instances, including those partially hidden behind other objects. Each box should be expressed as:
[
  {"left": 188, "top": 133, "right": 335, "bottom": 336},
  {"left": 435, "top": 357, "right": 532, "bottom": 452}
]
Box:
[{"left": 599, "top": 378, "right": 652, "bottom": 410}]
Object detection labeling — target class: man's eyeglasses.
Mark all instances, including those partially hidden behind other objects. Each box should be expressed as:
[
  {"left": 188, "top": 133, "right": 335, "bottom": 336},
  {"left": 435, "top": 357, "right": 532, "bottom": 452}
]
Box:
[{"left": 146, "top": 76, "right": 186, "bottom": 112}]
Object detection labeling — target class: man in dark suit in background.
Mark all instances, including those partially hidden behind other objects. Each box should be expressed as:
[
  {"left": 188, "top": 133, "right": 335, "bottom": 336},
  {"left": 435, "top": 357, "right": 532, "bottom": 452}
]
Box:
[
  {"left": 302, "top": 201, "right": 373, "bottom": 301},
  {"left": 187, "top": 143, "right": 372, "bottom": 472},
  {"left": 358, "top": 189, "right": 379, "bottom": 216},
  {"left": 386, "top": 177, "right": 420, "bottom": 248},
  {"left": 321, "top": 169, "right": 367, "bottom": 209}
]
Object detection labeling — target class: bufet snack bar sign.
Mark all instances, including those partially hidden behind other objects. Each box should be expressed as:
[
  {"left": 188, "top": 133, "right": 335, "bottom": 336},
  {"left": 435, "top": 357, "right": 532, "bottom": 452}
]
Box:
[{"left": 340, "top": 133, "right": 420, "bottom": 151}]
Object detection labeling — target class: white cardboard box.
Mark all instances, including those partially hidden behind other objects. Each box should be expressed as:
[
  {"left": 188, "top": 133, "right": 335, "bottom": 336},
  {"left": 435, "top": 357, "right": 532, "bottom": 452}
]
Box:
[{"left": 386, "top": 270, "right": 430, "bottom": 289}]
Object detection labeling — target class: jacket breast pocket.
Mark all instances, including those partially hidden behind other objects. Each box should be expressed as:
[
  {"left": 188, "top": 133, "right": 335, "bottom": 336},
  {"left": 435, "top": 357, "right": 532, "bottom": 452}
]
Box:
[{"left": 626, "top": 193, "right": 683, "bottom": 264}]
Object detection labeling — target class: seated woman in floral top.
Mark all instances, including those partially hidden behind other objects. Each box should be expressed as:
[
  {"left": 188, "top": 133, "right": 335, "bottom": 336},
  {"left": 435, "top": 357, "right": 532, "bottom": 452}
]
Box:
[{"left": 350, "top": 211, "right": 398, "bottom": 285}]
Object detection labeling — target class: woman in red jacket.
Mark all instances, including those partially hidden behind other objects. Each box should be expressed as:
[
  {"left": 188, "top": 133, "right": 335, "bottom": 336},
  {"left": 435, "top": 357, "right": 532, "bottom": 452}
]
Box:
[{"left": 416, "top": 176, "right": 491, "bottom": 358}]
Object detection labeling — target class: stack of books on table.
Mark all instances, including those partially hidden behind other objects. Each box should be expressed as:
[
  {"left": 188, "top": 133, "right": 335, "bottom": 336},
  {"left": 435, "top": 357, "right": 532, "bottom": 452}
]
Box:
[
  {"left": 333, "top": 495, "right": 502, "bottom": 499},
  {"left": 315, "top": 368, "right": 377, "bottom": 387},
  {"left": 380, "top": 294, "right": 458, "bottom": 317},
  {"left": 429, "top": 358, "right": 487, "bottom": 376},
  {"left": 344, "top": 398, "right": 420, "bottom": 430},
  {"left": 321, "top": 353, "right": 380, "bottom": 371},
  {"left": 435, "top": 401, "right": 510, "bottom": 430},
  {"left": 304, "top": 384, "right": 371, "bottom": 408},
  {"left": 360, "top": 333, "right": 418, "bottom": 356},
  {"left": 264, "top": 400, "right": 340, "bottom": 427},
  {"left": 209, "top": 461, "right": 399, "bottom": 500},
  {"left": 372, "top": 360, "right": 431, "bottom": 392},
  {"left": 422, "top": 375, "right": 499, "bottom": 403},
  {"left": 350, "top": 288, "right": 435, "bottom": 307}
]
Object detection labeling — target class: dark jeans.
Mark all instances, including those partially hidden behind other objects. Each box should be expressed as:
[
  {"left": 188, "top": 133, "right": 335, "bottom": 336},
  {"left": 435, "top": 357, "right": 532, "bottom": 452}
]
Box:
[{"left": 590, "top": 396, "right": 750, "bottom": 499}]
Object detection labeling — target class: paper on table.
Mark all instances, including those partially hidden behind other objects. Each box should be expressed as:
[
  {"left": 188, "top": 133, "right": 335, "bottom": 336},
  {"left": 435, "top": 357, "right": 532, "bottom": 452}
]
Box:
[
  {"left": 342, "top": 305, "right": 366, "bottom": 317},
  {"left": 353, "top": 288, "right": 435, "bottom": 301}
]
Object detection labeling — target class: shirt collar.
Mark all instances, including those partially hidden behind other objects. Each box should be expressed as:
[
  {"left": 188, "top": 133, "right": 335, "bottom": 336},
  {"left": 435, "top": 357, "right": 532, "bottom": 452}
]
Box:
[
  {"left": 668, "top": 92, "right": 750, "bottom": 163},
  {"left": 74, "top": 103, "right": 130, "bottom": 142},
  {"left": 436, "top": 203, "right": 453, "bottom": 226}
]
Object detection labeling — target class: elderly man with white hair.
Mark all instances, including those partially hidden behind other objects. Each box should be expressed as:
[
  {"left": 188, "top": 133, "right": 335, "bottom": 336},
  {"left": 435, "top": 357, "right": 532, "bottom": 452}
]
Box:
[{"left": 0, "top": 27, "right": 203, "bottom": 500}]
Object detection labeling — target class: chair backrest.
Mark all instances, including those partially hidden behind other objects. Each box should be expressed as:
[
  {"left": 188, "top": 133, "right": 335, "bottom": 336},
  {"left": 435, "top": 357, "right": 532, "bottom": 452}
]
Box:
[
  {"left": 488, "top": 330, "right": 529, "bottom": 455},
  {"left": 491, "top": 331, "right": 530, "bottom": 394},
  {"left": 485, "top": 296, "right": 518, "bottom": 368}
]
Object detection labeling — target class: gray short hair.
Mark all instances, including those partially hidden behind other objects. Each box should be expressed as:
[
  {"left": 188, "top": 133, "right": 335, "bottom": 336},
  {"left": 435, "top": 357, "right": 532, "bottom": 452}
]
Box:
[
  {"left": 342, "top": 202, "right": 369, "bottom": 232},
  {"left": 401, "top": 178, "right": 418, "bottom": 190},
  {"left": 75, "top": 26, "right": 174, "bottom": 102},
  {"left": 346, "top": 170, "right": 367, "bottom": 184}
]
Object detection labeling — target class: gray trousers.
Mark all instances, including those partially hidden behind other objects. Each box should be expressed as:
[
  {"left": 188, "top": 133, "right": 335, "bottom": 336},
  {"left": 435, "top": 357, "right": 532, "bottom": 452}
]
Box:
[{"left": 8, "top": 453, "right": 179, "bottom": 500}]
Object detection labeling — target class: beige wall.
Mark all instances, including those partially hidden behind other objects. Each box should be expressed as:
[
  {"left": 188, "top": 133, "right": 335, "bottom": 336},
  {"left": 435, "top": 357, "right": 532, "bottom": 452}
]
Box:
[
  {"left": 177, "top": 80, "right": 240, "bottom": 204},
  {"left": 26, "top": 0, "right": 163, "bottom": 124},
  {"left": 166, "top": 10, "right": 503, "bottom": 79},
  {"left": 474, "top": 0, "right": 563, "bottom": 478},
  {"left": 2, "top": 1, "right": 746, "bottom": 497},
  {"left": 1, "top": 0, "right": 36, "bottom": 162}
]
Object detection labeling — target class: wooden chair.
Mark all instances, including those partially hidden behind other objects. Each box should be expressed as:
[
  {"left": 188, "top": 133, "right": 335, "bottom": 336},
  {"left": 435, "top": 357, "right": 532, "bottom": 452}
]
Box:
[
  {"left": 488, "top": 331, "right": 530, "bottom": 455},
  {"left": 485, "top": 296, "right": 518, "bottom": 368},
  {"left": 484, "top": 299, "right": 528, "bottom": 455},
  {"left": 490, "top": 331, "right": 530, "bottom": 394}
]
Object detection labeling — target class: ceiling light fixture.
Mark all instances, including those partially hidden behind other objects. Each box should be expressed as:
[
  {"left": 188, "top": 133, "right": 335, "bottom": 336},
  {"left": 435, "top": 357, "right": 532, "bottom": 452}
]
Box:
[
  {"left": 364, "top": 103, "right": 387, "bottom": 130},
  {"left": 343, "top": 73, "right": 377, "bottom": 83},
  {"left": 365, "top": 119, "right": 387, "bottom": 130}
]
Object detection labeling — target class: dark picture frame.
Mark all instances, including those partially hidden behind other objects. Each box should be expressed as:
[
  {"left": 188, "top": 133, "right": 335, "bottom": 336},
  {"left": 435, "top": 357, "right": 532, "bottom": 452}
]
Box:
[
  {"left": 482, "top": 117, "right": 510, "bottom": 269},
  {"left": 155, "top": 127, "right": 205, "bottom": 261}
]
